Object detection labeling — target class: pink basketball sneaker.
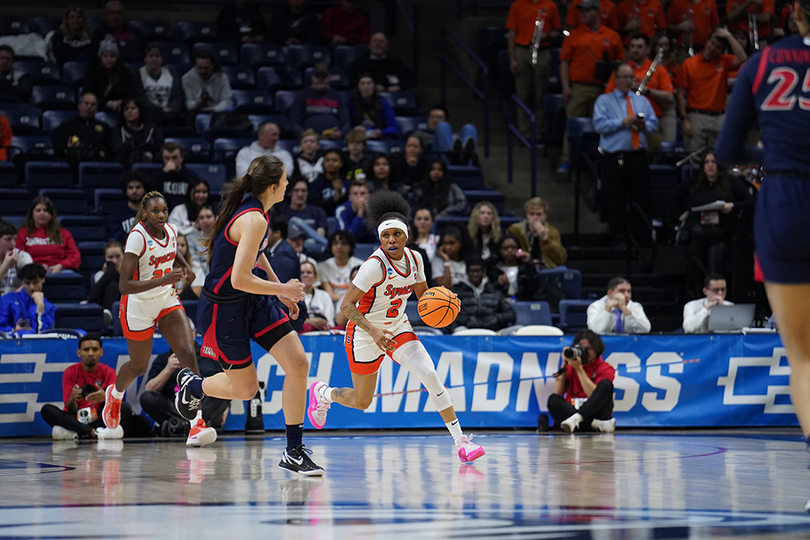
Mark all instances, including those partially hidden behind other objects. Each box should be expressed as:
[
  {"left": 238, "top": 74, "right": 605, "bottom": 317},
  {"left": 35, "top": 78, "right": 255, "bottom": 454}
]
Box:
[
  {"left": 307, "top": 381, "right": 331, "bottom": 429},
  {"left": 456, "top": 434, "right": 485, "bottom": 463}
]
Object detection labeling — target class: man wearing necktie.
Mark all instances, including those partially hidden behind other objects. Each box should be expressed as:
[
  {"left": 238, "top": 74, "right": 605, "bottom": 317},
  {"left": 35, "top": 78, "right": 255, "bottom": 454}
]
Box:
[
  {"left": 592, "top": 63, "right": 657, "bottom": 247},
  {"left": 587, "top": 276, "right": 652, "bottom": 333}
]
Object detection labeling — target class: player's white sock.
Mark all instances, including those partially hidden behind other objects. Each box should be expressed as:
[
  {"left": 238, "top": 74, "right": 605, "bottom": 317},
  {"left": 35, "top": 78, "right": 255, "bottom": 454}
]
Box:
[
  {"left": 319, "top": 384, "right": 334, "bottom": 403},
  {"left": 111, "top": 387, "right": 124, "bottom": 400},
  {"left": 446, "top": 418, "right": 463, "bottom": 443}
]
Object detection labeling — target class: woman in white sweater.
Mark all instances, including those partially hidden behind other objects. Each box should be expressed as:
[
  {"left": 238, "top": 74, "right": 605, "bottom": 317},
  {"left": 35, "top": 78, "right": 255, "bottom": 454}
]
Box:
[{"left": 168, "top": 179, "right": 213, "bottom": 236}]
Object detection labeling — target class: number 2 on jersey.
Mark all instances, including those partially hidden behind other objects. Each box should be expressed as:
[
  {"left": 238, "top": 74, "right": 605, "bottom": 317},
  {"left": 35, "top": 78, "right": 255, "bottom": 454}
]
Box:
[
  {"left": 761, "top": 67, "right": 810, "bottom": 111},
  {"left": 386, "top": 299, "right": 402, "bottom": 318},
  {"left": 152, "top": 269, "right": 167, "bottom": 279}
]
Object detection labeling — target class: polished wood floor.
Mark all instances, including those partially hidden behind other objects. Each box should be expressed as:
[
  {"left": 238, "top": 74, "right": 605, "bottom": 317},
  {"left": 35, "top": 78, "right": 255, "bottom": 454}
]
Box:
[{"left": 1, "top": 430, "right": 809, "bottom": 539}]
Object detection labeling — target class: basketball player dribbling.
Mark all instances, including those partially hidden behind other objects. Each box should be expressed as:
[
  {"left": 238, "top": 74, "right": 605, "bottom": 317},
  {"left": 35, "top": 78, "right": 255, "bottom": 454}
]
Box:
[
  {"left": 102, "top": 191, "right": 217, "bottom": 447},
  {"left": 308, "top": 191, "right": 485, "bottom": 463}
]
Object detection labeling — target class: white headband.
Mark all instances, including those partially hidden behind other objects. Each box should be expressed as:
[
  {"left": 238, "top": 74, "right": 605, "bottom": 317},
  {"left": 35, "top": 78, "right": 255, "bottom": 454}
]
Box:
[{"left": 377, "top": 219, "right": 409, "bottom": 239}]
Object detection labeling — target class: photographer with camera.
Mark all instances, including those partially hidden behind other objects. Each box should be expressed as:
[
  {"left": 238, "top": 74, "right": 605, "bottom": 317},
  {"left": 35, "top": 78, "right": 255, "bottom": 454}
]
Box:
[
  {"left": 547, "top": 330, "right": 617, "bottom": 432},
  {"left": 40, "top": 335, "right": 131, "bottom": 440}
]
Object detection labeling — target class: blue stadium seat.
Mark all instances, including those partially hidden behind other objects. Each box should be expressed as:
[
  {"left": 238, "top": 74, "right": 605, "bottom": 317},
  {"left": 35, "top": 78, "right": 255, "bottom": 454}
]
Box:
[
  {"left": 0, "top": 104, "right": 42, "bottom": 135},
  {"left": 379, "top": 92, "right": 418, "bottom": 116},
  {"left": 39, "top": 188, "right": 88, "bottom": 215},
  {"left": 165, "top": 137, "right": 211, "bottom": 160},
  {"left": 9, "top": 135, "right": 53, "bottom": 161},
  {"left": 42, "top": 271, "right": 85, "bottom": 303},
  {"left": 0, "top": 16, "right": 29, "bottom": 36},
  {"left": 558, "top": 299, "right": 592, "bottom": 333},
  {"left": 538, "top": 268, "right": 583, "bottom": 300},
  {"left": 161, "top": 42, "right": 191, "bottom": 65},
  {"left": 213, "top": 137, "right": 252, "bottom": 178},
  {"left": 222, "top": 65, "right": 256, "bottom": 89},
  {"left": 319, "top": 140, "right": 343, "bottom": 152},
  {"left": 247, "top": 114, "right": 285, "bottom": 135},
  {"left": 192, "top": 42, "right": 238, "bottom": 66},
  {"left": 94, "top": 111, "right": 117, "bottom": 129},
  {"left": 175, "top": 21, "right": 217, "bottom": 44},
  {"left": 85, "top": 18, "right": 103, "bottom": 34},
  {"left": 286, "top": 44, "right": 331, "bottom": 70},
  {"left": 567, "top": 117, "right": 598, "bottom": 171},
  {"left": 231, "top": 90, "right": 274, "bottom": 114},
  {"left": 77, "top": 241, "right": 106, "bottom": 287},
  {"left": 185, "top": 163, "right": 226, "bottom": 195},
  {"left": 14, "top": 61, "right": 60, "bottom": 86},
  {"left": 303, "top": 66, "right": 349, "bottom": 90},
  {"left": 511, "top": 300, "right": 553, "bottom": 326},
  {"left": 94, "top": 188, "right": 124, "bottom": 215},
  {"left": 42, "top": 110, "right": 77, "bottom": 136},
  {"left": 240, "top": 43, "right": 285, "bottom": 69},
  {"left": 274, "top": 139, "right": 298, "bottom": 154},
  {"left": 32, "top": 85, "right": 76, "bottom": 111},
  {"left": 446, "top": 165, "right": 483, "bottom": 190},
  {"left": 161, "top": 126, "right": 195, "bottom": 138},
  {"left": 332, "top": 44, "right": 368, "bottom": 69},
  {"left": 326, "top": 216, "right": 337, "bottom": 235},
  {"left": 463, "top": 189, "right": 505, "bottom": 215},
  {"left": 257, "top": 66, "right": 303, "bottom": 93},
  {"left": 61, "top": 61, "right": 89, "bottom": 90},
  {"left": 0, "top": 189, "right": 33, "bottom": 216},
  {"left": 649, "top": 164, "right": 680, "bottom": 223},
  {"left": 129, "top": 19, "right": 173, "bottom": 41},
  {"left": 367, "top": 140, "right": 404, "bottom": 154},
  {"left": 78, "top": 162, "right": 124, "bottom": 190},
  {"left": 132, "top": 163, "right": 162, "bottom": 177},
  {"left": 54, "top": 303, "right": 105, "bottom": 333},
  {"left": 32, "top": 16, "right": 61, "bottom": 37},
  {"left": 59, "top": 215, "right": 105, "bottom": 243},
  {"left": 194, "top": 113, "right": 211, "bottom": 136},
  {"left": 0, "top": 163, "right": 15, "bottom": 188},
  {"left": 353, "top": 243, "right": 378, "bottom": 261},
  {"left": 25, "top": 161, "right": 72, "bottom": 190},
  {"left": 395, "top": 116, "right": 427, "bottom": 136},
  {"left": 272, "top": 90, "right": 298, "bottom": 114}
]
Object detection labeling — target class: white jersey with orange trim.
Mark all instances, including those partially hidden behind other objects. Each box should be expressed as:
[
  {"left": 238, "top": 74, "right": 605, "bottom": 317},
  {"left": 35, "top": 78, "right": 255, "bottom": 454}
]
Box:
[
  {"left": 350, "top": 247, "right": 426, "bottom": 331},
  {"left": 124, "top": 221, "right": 179, "bottom": 300}
]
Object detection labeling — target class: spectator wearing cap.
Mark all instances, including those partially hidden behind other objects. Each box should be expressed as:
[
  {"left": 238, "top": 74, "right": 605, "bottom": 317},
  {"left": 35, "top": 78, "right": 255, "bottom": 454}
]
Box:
[
  {"left": 235, "top": 122, "right": 294, "bottom": 178},
  {"left": 321, "top": 0, "right": 371, "bottom": 45},
  {"left": 290, "top": 63, "right": 351, "bottom": 139},
  {"left": 347, "top": 33, "right": 414, "bottom": 91},
  {"left": 558, "top": 0, "right": 624, "bottom": 172},
  {"left": 50, "top": 6, "right": 97, "bottom": 65},
  {"left": 0, "top": 45, "right": 33, "bottom": 102},
  {"left": 82, "top": 39, "right": 141, "bottom": 113},
  {"left": 182, "top": 50, "right": 234, "bottom": 115},
  {"left": 54, "top": 93, "right": 112, "bottom": 165},
  {"left": 269, "top": 0, "right": 322, "bottom": 46},
  {"left": 566, "top": 0, "right": 619, "bottom": 31},
  {"left": 277, "top": 177, "right": 328, "bottom": 257},
  {"left": 506, "top": 0, "right": 562, "bottom": 140},
  {"left": 616, "top": 0, "right": 667, "bottom": 44},
  {"left": 217, "top": 0, "right": 268, "bottom": 46},
  {"left": 136, "top": 43, "right": 185, "bottom": 126},
  {"left": 92, "top": 0, "right": 146, "bottom": 62}
]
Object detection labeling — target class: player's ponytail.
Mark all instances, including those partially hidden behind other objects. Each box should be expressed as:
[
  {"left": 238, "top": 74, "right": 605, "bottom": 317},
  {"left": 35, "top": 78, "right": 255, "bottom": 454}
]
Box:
[
  {"left": 203, "top": 154, "right": 285, "bottom": 256},
  {"left": 130, "top": 191, "right": 166, "bottom": 232}
]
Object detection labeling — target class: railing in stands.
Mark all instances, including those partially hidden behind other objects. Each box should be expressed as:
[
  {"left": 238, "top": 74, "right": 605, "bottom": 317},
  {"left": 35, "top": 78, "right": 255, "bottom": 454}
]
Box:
[
  {"left": 456, "top": 0, "right": 512, "bottom": 17},
  {"left": 393, "top": 0, "right": 419, "bottom": 86},
  {"left": 439, "top": 27, "right": 490, "bottom": 158},
  {"left": 506, "top": 94, "right": 537, "bottom": 197}
]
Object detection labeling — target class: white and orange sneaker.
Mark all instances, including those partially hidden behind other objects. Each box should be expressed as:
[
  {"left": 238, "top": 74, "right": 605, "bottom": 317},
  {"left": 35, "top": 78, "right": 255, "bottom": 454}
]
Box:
[
  {"left": 456, "top": 434, "right": 485, "bottom": 463},
  {"left": 307, "top": 381, "right": 331, "bottom": 429},
  {"left": 102, "top": 385, "right": 121, "bottom": 429},
  {"left": 186, "top": 412, "right": 217, "bottom": 447}
]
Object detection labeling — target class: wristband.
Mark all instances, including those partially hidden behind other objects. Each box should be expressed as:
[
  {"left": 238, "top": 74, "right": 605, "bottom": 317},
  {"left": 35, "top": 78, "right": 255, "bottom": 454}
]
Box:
[{"left": 443, "top": 262, "right": 451, "bottom": 268}]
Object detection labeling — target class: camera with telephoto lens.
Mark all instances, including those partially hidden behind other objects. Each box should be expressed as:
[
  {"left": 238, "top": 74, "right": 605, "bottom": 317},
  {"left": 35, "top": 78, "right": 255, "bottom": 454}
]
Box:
[
  {"left": 563, "top": 343, "right": 586, "bottom": 360},
  {"left": 80, "top": 384, "right": 96, "bottom": 398}
]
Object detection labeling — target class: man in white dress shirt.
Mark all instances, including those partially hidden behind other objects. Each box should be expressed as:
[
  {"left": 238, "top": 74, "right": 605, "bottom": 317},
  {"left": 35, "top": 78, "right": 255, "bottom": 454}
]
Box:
[
  {"left": 235, "top": 122, "right": 294, "bottom": 178},
  {"left": 587, "top": 276, "right": 651, "bottom": 334},
  {"left": 682, "top": 274, "right": 733, "bottom": 333}
]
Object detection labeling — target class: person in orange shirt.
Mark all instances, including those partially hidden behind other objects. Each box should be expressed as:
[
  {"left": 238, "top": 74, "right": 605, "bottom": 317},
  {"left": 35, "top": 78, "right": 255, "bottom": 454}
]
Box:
[
  {"left": 676, "top": 26, "right": 747, "bottom": 152},
  {"left": 666, "top": 0, "right": 720, "bottom": 53},
  {"left": 652, "top": 33, "right": 681, "bottom": 142},
  {"left": 726, "top": 0, "right": 774, "bottom": 49},
  {"left": 506, "top": 0, "right": 562, "bottom": 139},
  {"left": 565, "top": 0, "right": 619, "bottom": 31},
  {"left": 0, "top": 115, "right": 11, "bottom": 162},
  {"left": 558, "top": 0, "right": 624, "bottom": 171},
  {"left": 774, "top": 3, "right": 801, "bottom": 37},
  {"left": 604, "top": 33, "right": 674, "bottom": 147},
  {"left": 617, "top": 0, "right": 667, "bottom": 44}
]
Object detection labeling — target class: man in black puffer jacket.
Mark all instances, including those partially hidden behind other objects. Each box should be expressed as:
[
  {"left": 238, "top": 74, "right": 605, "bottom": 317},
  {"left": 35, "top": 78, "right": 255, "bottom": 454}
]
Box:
[{"left": 448, "top": 256, "right": 516, "bottom": 334}]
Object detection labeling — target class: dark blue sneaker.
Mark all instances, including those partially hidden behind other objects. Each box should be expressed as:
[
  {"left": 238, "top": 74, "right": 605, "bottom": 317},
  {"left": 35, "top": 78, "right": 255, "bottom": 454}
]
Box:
[{"left": 175, "top": 368, "right": 202, "bottom": 421}]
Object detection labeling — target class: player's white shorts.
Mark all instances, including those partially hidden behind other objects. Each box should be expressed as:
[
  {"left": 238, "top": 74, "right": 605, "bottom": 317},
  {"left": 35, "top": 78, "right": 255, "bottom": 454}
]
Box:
[
  {"left": 344, "top": 320, "right": 419, "bottom": 375},
  {"left": 119, "top": 291, "right": 183, "bottom": 341}
]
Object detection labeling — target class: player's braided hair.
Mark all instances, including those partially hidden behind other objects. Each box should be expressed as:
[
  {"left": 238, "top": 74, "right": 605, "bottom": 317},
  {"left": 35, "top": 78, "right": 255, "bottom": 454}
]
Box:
[
  {"left": 131, "top": 191, "right": 166, "bottom": 231},
  {"left": 366, "top": 190, "right": 412, "bottom": 235}
]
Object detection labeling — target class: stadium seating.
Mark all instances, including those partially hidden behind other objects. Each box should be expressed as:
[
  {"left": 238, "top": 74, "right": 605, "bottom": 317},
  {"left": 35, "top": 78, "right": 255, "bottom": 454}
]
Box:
[
  {"left": 222, "top": 65, "right": 256, "bottom": 89},
  {"left": 286, "top": 44, "right": 331, "bottom": 70},
  {"left": 191, "top": 42, "right": 238, "bottom": 66},
  {"left": 395, "top": 116, "right": 428, "bottom": 136},
  {"left": 247, "top": 114, "right": 285, "bottom": 135},
  {"left": 354, "top": 243, "right": 379, "bottom": 261},
  {"left": 544, "top": 94, "right": 566, "bottom": 147},
  {"left": 32, "top": 86, "right": 76, "bottom": 111},
  {"left": 240, "top": 43, "right": 285, "bottom": 69},
  {"left": 54, "top": 303, "right": 105, "bottom": 334},
  {"left": 0, "top": 189, "right": 33, "bottom": 216},
  {"left": 446, "top": 165, "right": 483, "bottom": 190},
  {"left": 129, "top": 19, "right": 173, "bottom": 41},
  {"left": 175, "top": 21, "right": 217, "bottom": 44},
  {"left": 94, "top": 188, "right": 124, "bottom": 215},
  {"left": 231, "top": 90, "right": 274, "bottom": 114},
  {"left": 78, "top": 162, "right": 124, "bottom": 190},
  {"left": 183, "top": 299, "right": 198, "bottom": 325},
  {"left": 42, "top": 272, "right": 85, "bottom": 303},
  {"left": 649, "top": 165, "right": 680, "bottom": 225},
  {"left": 31, "top": 16, "right": 61, "bottom": 37},
  {"left": 39, "top": 189, "right": 88, "bottom": 215},
  {"left": 558, "top": 299, "right": 592, "bottom": 333},
  {"left": 463, "top": 189, "right": 505, "bottom": 215},
  {"left": 0, "top": 104, "right": 42, "bottom": 135},
  {"left": 42, "top": 110, "right": 77, "bottom": 136},
  {"left": 274, "top": 139, "right": 297, "bottom": 154},
  {"left": 25, "top": 161, "right": 72, "bottom": 190},
  {"left": 511, "top": 300, "right": 553, "bottom": 327},
  {"left": 95, "top": 111, "right": 117, "bottom": 129},
  {"left": 380, "top": 92, "right": 418, "bottom": 116},
  {"left": 15, "top": 61, "right": 60, "bottom": 86},
  {"left": 332, "top": 44, "right": 368, "bottom": 69},
  {"left": 61, "top": 61, "right": 89, "bottom": 90},
  {"left": 59, "top": 216, "right": 105, "bottom": 244},
  {"left": 257, "top": 66, "right": 304, "bottom": 93},
  {"left": 77, "top": 241, "right": 106, "bottom": 287},
  {"left": 9, "top": 135, "right": 53, "bottom": 161},
  {"left": 0, "top": 16, "right": 29, "bottom": 36},
  {"left": 367, "top": 140, "right": 404, "bottom": 154},
  {"left": 0, "top": 163, "right": 15, "bottom": 188},
  {"left": 185, "top": 163, "right": 227, "bottom": 195},
  {"left": 273, "top": 90, "right": 298, "bottom": 114},
  {"left": 539, "top": 268, "right": 583, "bottom": 300},
  {"left": 111, "top": 300, "right": 122, "bottom": 336},
  {"left": 161, "top": 42, "right": 191, "bottom": 65},
  {"left": 213, "top": 137, "right": 252, "bottom": 177},
  {"left": 165, "top": 137, "right": 211, "bottom": 161}
]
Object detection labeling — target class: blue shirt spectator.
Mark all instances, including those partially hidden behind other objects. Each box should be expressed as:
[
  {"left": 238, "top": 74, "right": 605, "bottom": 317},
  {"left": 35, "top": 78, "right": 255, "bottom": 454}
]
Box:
[
  {"left": 347, "top": 74, "right": 399, "bottom": 139},
  {"left": 592, "top": 88, "right": 658, "bottom": 153},
  {"left": 335, "top": 179, "right": 376, "bottom": 243},
  {"left": 0, "top": 264, "right": 56, "bottom": 335}
]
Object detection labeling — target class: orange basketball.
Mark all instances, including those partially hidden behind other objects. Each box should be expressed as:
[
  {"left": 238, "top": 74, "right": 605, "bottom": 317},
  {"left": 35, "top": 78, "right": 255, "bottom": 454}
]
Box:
[{"left": 417, "top": 286, "right": 461, "bottom": 328}]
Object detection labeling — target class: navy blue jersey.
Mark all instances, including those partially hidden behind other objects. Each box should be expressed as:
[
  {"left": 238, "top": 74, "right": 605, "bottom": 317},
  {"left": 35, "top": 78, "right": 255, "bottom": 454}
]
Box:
[
  {"left": 716, "top": 36, "right": 810, "bottom": 171},
  {"left": 204, "top": 196, "right": 270, "bottom": 297}
]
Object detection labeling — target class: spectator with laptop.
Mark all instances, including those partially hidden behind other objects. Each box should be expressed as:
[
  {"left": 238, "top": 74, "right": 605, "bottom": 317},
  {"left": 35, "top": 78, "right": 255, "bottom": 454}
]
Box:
[{"left": 683, "top": 273, "right": 734, "bottom": 333}]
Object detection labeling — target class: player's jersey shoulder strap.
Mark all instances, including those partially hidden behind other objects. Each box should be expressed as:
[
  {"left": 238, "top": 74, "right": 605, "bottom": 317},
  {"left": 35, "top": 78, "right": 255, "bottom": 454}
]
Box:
[{"left": 368, "top": 253, "right": 387, "bottom": 287}]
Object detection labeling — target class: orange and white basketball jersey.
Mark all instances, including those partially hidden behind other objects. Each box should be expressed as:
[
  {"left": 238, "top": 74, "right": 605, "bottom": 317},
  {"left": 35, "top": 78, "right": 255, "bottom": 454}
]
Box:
[
  {"left": 351, "top": 247, "right": 426, "bottom": 328},
  {"left": 124, "top": 221, "right": 179, "bottom": 300}
]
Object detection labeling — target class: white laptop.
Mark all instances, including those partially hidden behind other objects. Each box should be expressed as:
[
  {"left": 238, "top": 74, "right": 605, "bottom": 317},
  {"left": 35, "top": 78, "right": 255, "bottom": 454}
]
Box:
[{"left": 708, "top": 304, "right": 756, "bottom": 332}]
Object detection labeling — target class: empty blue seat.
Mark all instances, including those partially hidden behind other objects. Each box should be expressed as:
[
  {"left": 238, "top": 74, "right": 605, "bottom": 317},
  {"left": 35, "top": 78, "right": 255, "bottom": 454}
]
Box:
[
  {"left": 650, "top": 164, "right": 680, "bottom": 222},
  {"left": 332, "top": 44, "right": 368, "bottom": 69},
  {"left": 0, "top": 104, "right": 42, "bottom": 135},
  {"left": 303, "top": 66, "right": 349, "bottom": 90},
  {"left": 463, "top": 189, "right": 505, "bottom": 215},
  {"left": 185, "top": 163, "right": 226, "bottom": 195},
  {"left": 367, "top": 140, "right": 404, "bottom": 154},
  {"left": 257, "top": 66, "right": 302, "bottom": 93},
  {"left": 54, "top": 303, "right": 105, "bottom": 333},
  {"left": 165, "top": 137, "right": 211, "bottom": 159},
  {"left": 61, "top": 61, "right": 89, "bottom": 90},
  {"left": 192, "top": 42, "right": 238, "bottom": 66},
  {"left": 0, "top": 163, "right": 15, "bottom": 188},
  {"left": 240, "top": 43, "right": 285, "bottom": 69},
  {"left": 274, "top": 139, "right": 298, "bottom": 154},
  {"left": 558, "top": 299, "right": 592, "bottom": 333},
  {"left": 94, "top": 111, "right": 117, "bottom": 129},
  {"left": 78, "top": 241, "right": 106, "bottom": 288},
  {"left": 511, "top": 301, "right": 552, "bottom": 326},
  {"left": 380, "top": 92, "right": 417, "bottom": 116},
  {"left": 60, "top": 215, "right": 105, "bottom": 243},
  {"left": 161, "top": 125, "right": 195, "bottom": 138},
  {"left": 175, "top": 21, "right": 217, "bottom": 44},
  {"left": 160, "top": 42, "right": 190, "bottom": 65},
  {"left": 273, "top": 90, "right": 297, "bottom": 114},
  {"left": 42, "top": 110, "right": 77, "bottom": 136},
  {"left": 538, "top": 268, "right": 582, "bottom": 300},
  {"left": 32, "top": 85, "right": 76, "bottom": 111},
  {"left": 25, "top": 161, "right": 72, "bottom": 190},
  {"left": 78, "top": 162, "right": 124, "bottom": 190},
  {"left": 194, "top": 113, "right": 211, "bottom": 136},
  {"left": 231, "top": 90, "right": 274, "bottom": 114},
  {"left": 94, "top": 188, "right": 123, "bottom": 215},
  {"left": 39, "top": 188, "right": 88, "bottom": 215},
  {"left": 43, "top": 272, "right": 85, "bottom": 303},
  {"left": 447, "top": 165, "right": 484, "bottom": 190},
  {"left": 395, "top": 116, "right": 427, "bottom": 136},
  {"left": 319, "top": 140, "right": 343, "bottom": 151},
  {"left": 353, "top": 243, "right": 379, "bottom": 261},
  {"left": 132, "top": 163, "right": 162, "bottom": 176},
  {"left": 0, "top": 16, "right": 29, "bottom": 36},
  {"left": 129, "top": 19, "right": 173, "bottom": 41},
  {"left": 213, "top": 137, "right": 252, "bottom": 177},
  {"left": 9, "top": 135, "right": 53, "bottom": 161},
  {"left": 32, "top": 16, "right": 61, "bottom": 37},
  {"left": 14, "top": 61, "right": 60, "bottom": 86},
  {"left": 285, "top": 44, "right": 327, "bottom": 70},
  {"left": 0, "top": 189, "right": 32, "bottom": 216},
  {"left": 222, "top": 65, "right": 256, "bottom": 89}
]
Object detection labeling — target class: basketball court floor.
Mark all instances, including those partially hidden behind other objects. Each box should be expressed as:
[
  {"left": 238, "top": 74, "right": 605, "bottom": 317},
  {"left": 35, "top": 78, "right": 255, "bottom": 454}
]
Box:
[{"left": 1, "top": 430, "right": 809, "bottom": 539}]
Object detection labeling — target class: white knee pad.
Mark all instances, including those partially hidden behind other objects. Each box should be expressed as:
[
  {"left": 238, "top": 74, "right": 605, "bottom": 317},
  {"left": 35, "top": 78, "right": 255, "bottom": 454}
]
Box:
[{"left": 393, "top": 340, "right": 453, "bottom": 411}]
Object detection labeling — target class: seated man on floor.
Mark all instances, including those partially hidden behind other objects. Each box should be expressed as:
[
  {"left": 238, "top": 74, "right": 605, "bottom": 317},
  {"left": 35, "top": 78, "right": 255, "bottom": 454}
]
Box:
[
  {"left": 0, "top": 264, "right": 56, "bottom": 336},
  {"left": 40, "top": 334, "right": 129, "bottom": 440}
]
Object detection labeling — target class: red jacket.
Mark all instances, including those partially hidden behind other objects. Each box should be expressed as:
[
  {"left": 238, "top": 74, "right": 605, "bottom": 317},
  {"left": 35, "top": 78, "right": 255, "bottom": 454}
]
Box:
[
  {"left": 62, "top": 362, "right": 116, "bottom": 414},
  {"left": 321, "top": 7, "right": 370, "bottom": 45},
  {"left": 0, "top": 116, "right": 11, "bottom": 162},
  {"left": 564, "top": 356, "right": 615, "bottom": 399},
  {"left": 16, "top": 227, "right": 81, "bottom": 270}
]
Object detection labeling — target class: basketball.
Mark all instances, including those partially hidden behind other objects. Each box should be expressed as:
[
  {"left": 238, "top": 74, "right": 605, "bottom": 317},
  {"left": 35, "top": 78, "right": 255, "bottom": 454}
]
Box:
[{"left": 417, "top": 286, "right": 460, "bottom": 328}]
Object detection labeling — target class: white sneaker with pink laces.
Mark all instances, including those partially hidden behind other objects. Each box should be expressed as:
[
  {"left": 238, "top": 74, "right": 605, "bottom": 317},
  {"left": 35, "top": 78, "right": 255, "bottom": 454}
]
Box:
[{"left": 456, "top": 434, "right": 485, "bottom": 463}]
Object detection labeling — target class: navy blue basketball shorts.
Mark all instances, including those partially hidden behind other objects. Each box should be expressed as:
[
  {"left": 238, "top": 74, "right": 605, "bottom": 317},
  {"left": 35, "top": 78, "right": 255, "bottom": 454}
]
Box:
[{"left": 755, "top": 176, "right": 810, "bottom": 284}]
